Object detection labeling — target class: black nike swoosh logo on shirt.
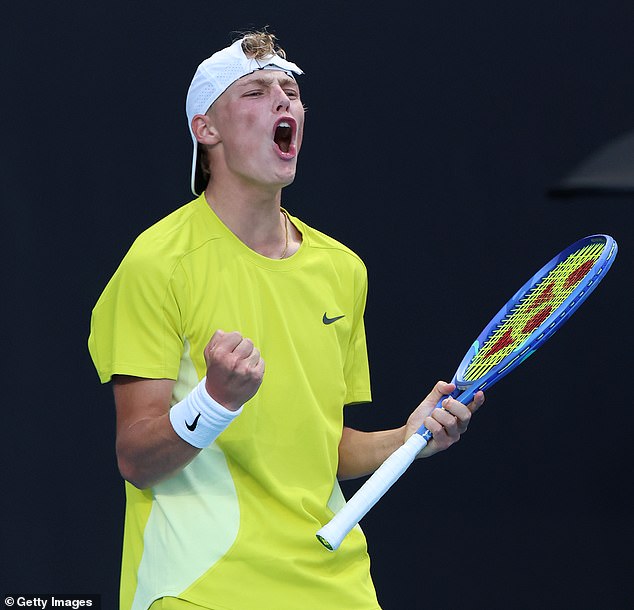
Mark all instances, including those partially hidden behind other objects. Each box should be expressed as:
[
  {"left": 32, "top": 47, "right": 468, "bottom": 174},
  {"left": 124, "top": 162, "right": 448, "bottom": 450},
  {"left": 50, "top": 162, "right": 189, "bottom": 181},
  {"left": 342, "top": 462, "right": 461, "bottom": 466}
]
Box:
[
  {"left": 185, "top": 412, "right": 201, "bottom": 431},
  {"left": 323, "top": 313, "right": 345, "bottom": 325}
]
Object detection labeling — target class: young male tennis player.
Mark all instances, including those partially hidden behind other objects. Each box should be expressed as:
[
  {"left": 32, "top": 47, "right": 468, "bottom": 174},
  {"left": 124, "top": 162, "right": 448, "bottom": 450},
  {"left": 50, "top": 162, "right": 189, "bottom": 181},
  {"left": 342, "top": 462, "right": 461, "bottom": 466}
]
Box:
[{"left": 88, "top": 30, "right": 484, "bottom": 610}]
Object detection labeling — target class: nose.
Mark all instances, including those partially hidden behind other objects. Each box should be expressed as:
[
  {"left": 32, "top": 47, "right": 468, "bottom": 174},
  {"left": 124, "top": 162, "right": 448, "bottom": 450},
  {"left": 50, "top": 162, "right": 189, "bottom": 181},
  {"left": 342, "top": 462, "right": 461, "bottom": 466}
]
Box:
[{"left": 273, "top": 85, "right": 291, "bottom": 113}]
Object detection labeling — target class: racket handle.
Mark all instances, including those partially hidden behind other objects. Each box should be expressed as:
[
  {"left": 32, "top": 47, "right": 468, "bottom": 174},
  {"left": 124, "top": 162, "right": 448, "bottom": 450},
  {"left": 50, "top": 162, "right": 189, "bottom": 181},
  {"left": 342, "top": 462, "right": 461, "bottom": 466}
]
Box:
[{"left": 316, "top": 433, "right": 427, "bottom": 551}]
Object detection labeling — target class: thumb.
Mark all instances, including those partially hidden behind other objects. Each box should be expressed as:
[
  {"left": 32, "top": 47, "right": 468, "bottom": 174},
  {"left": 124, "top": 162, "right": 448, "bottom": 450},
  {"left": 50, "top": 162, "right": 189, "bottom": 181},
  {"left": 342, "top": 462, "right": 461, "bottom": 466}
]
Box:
[{"left": 431, "top": 380, "right": 455, "bottom": 401}]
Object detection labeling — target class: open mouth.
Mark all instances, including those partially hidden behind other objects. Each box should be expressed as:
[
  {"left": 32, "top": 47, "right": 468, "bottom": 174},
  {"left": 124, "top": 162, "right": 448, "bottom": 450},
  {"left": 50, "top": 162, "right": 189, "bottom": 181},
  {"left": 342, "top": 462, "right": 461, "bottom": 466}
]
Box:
[{"left": 274, "top": 121, "right": 293, "bottom": 154}]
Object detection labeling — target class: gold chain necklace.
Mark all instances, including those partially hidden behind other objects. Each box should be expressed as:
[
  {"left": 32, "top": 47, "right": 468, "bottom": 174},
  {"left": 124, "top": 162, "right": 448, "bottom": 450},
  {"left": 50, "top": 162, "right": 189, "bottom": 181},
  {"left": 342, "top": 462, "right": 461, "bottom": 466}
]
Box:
[{"left": 280, "top": 210, "right": 289, "bottom": 259}]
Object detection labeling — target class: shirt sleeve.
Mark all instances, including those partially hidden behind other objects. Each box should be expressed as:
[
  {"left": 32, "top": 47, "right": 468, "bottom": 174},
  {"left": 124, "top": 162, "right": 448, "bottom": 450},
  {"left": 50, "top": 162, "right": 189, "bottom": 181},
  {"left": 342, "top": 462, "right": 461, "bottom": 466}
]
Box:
[
  {"left": 343, "top": 259, "right": 372, "bottom": 405},
  {"left": 88, "top": 241, "right": 186, "bottom": 383}
]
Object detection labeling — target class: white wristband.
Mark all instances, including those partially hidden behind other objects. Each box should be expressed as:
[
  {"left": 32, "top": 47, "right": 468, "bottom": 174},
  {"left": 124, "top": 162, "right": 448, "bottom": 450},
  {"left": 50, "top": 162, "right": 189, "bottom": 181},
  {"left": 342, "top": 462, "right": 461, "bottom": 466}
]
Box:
[{"left": 169, "top": 378, "right": 243, "bottom": 448}]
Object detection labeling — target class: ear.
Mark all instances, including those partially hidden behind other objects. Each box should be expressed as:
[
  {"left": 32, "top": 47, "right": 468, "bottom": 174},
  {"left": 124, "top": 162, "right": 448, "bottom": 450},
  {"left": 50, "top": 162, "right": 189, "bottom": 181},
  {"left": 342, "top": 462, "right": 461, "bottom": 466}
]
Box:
[{"left": 191, "top": 114, "right": 221, "bottom": 146}]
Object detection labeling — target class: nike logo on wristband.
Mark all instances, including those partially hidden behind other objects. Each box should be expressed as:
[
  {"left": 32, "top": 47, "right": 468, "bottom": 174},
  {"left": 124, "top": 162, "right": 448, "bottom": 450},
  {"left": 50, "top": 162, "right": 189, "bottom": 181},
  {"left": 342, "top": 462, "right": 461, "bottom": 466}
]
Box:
[
  {"left": 323, "top": 312, "right": 345, "bottom": 325},
  {"left": 185, "top": 412, "right": 201, "bottom": 432}
]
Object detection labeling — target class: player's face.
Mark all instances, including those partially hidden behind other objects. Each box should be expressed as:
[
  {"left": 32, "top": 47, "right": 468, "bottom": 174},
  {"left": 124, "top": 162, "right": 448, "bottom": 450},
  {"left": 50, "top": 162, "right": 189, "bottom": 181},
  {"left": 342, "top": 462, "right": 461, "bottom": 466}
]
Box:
[{"left": 208, "top": 70, "right": 304, "bottom": 189}]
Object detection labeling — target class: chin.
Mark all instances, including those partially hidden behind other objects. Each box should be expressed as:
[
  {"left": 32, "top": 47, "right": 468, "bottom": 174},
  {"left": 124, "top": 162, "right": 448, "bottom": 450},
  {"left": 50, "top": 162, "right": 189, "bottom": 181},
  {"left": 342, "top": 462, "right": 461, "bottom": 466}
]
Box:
[{"left": 273, "top": 167, "right": 298, "bottom": 188}]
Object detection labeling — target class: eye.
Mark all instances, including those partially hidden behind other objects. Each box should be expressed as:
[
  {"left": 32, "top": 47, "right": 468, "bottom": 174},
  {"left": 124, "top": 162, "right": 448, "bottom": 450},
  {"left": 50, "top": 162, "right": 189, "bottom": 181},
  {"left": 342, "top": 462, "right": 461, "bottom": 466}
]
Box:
[
  {"left": 244, "top": 89, "right": 264, "bottom": 97},
  {"left": 284, "top": 88, "right": 299, "bottom": 99}
]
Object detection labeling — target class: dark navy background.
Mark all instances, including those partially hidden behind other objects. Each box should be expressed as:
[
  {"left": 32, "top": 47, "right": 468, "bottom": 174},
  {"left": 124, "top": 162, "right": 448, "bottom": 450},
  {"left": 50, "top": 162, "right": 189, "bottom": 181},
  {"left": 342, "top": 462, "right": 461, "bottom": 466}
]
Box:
[{"left": 4, "top": 1, "right": 634, "bottom": 608}]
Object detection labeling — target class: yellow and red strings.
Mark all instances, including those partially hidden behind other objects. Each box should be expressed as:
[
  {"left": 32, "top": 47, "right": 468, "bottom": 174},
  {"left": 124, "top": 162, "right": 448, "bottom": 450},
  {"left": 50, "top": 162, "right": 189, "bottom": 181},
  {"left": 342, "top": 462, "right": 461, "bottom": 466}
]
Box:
[{"left": 463, "top": 241, "right": 605, "bottom": 381}]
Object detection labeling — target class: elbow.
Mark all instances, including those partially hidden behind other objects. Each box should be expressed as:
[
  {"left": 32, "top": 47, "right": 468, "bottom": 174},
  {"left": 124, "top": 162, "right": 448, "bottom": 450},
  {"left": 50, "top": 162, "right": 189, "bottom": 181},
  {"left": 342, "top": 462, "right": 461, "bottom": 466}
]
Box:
[
  {"left": 117, "top": 459, "right": 148, "bottom": 490},
  {"left": 116, "top": 449, "right": 153, "bottom": 490}
]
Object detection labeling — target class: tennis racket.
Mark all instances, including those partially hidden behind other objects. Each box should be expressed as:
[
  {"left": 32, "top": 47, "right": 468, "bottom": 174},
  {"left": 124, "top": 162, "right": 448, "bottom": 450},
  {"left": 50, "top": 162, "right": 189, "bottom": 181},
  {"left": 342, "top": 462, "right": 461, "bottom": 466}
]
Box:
[{"left": 316, "top": 234, "right": 617, "bottom": 551}]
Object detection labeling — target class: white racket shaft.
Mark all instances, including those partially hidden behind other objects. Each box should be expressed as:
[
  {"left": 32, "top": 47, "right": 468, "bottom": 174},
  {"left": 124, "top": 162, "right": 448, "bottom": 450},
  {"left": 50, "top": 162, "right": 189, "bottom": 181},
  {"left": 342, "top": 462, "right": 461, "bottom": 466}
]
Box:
[{"left": 316, "top": 433, "right": 427, "bottom": 551}]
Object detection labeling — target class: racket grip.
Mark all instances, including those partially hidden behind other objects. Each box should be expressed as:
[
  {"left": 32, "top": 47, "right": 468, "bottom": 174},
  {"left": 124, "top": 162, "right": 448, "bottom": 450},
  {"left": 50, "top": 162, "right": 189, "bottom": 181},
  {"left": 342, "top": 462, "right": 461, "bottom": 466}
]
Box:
[{"left": 316, "top": 433, "right": 427, "bottom": 551}]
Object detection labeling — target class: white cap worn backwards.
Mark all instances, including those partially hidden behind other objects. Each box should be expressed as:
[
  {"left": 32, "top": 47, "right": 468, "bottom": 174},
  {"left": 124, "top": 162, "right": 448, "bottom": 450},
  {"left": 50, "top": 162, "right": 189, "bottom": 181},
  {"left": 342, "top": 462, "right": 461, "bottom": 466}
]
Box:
[{"left": 186, "top": 37, "right": 304, "bottom": 195}]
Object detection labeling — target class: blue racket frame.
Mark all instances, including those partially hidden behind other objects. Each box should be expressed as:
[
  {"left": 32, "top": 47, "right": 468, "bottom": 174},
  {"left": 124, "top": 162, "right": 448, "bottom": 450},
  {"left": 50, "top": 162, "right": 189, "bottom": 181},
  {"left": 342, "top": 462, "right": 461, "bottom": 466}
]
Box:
[{"left": 418, "top": 233, "right": 618, "bottom": 439}]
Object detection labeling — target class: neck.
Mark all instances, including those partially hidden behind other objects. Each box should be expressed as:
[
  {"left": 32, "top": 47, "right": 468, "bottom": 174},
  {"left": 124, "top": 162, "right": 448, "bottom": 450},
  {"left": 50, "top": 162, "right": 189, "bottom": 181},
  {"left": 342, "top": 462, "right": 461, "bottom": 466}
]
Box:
[{"left": 204, "top": 182, "right": 297, "bottom": 258}]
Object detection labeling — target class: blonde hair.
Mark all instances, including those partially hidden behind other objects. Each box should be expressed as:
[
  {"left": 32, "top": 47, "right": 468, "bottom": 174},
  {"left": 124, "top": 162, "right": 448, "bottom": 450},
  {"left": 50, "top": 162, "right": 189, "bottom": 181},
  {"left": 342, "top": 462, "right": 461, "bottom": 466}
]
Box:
[{"left": 240, "top": 30, "right": 287, "bottom": 60}]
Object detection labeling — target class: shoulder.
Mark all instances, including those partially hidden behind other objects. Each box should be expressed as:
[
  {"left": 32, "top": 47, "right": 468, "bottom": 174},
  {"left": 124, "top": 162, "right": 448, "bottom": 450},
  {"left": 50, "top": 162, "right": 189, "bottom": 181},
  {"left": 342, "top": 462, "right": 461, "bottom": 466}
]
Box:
[
  {"left": 292, "top": 215, "right": 367, "bottom": 272},
  {"left": 123, "top": 197, "right": 219, "bottom": 276}
]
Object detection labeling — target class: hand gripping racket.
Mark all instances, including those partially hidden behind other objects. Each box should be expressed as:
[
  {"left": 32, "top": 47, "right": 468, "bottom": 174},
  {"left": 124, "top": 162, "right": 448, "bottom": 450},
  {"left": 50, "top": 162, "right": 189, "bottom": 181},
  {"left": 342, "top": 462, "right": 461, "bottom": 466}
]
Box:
[{"left": 316, "top": 234, "right": 617, "bottom": 551}]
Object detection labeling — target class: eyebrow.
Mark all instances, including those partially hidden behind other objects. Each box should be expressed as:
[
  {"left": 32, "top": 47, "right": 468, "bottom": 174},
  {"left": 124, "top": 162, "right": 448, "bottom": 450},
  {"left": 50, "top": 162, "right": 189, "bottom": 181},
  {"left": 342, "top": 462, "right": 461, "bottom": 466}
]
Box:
[{"left": 236, "top": 75, "right": 298, "bottom": 89}]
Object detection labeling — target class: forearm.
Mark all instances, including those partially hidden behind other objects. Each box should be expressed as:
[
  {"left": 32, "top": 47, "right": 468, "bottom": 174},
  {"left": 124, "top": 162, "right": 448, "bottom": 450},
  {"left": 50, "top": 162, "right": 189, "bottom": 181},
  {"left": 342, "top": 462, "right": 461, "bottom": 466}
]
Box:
[
  {"left": 116, "top": 413, "right": 201, "bottom": 489},
  {"left": 114, "top": 376, "right": 202, "bottom": 489},
  {"left": 337, "top": 425, "right": 406, "bottom": 480}
]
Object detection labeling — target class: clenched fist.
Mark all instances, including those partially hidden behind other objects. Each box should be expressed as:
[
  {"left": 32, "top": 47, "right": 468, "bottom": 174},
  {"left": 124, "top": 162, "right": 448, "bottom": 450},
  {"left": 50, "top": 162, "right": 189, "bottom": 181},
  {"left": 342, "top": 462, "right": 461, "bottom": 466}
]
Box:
[{"left": 203, "top": 330, "right": 265, "bottom": 411}]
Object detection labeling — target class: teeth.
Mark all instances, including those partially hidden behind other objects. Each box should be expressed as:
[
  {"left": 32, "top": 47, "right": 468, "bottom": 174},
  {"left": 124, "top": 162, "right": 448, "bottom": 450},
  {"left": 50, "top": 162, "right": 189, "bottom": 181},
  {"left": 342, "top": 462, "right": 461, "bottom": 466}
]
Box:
[{"left": 279, "top": 121, "right": 291, "bottom": 128}]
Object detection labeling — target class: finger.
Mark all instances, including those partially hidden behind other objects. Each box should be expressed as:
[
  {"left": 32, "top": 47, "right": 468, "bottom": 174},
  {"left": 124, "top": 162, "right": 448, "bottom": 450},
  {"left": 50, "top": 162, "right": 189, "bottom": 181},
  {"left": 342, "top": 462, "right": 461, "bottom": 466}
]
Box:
[
  {"left": 208, "top": 329, "right": 225, "bottom": 346},
  {"left": 204, "top": 331, "right": 222, "bottom": 366},
  {"left": 208, "top": 330, "right": 243, "bottom": 355},
  {"left": 245, "top": 346, "right": 262, "bottom": 368},
  {"left": 468, "top": 391, "right": 485, "bottom": 414},
  {"left": 441, "top": 398, "right": 472, "bottom": 428},
  {"left": 423, "top": 415, "right": 447, "bottom": 440},
  {"left": 431, "top": 405, "right": 460, "bottom": 436},
  {"left": 251, "top": 353, "right": 265, "bottom": 380},
  {"left": 232, "top": 337, "right": 255, "bottom": 359}
]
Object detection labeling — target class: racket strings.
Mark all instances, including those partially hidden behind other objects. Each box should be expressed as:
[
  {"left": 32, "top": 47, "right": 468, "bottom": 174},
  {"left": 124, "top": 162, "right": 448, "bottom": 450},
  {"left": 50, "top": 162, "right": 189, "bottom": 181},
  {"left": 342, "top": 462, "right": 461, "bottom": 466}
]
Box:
[{"left": 463, "top": 242, "right": 605, "bottom": 381}]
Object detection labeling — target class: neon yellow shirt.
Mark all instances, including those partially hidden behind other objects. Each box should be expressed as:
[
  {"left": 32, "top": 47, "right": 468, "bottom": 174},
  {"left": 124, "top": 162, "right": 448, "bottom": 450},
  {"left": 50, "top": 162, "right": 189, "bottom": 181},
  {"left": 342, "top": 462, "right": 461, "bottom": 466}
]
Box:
[{"left": 89, "top": 194, "right": 380, "bottom": 610}]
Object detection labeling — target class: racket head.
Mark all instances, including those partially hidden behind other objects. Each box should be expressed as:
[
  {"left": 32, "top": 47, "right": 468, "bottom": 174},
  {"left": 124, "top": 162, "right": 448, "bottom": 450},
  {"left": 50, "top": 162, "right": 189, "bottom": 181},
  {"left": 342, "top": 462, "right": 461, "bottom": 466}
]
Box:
[{"left": 453, "top": 234, "right": 617, "bottom": 395}]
